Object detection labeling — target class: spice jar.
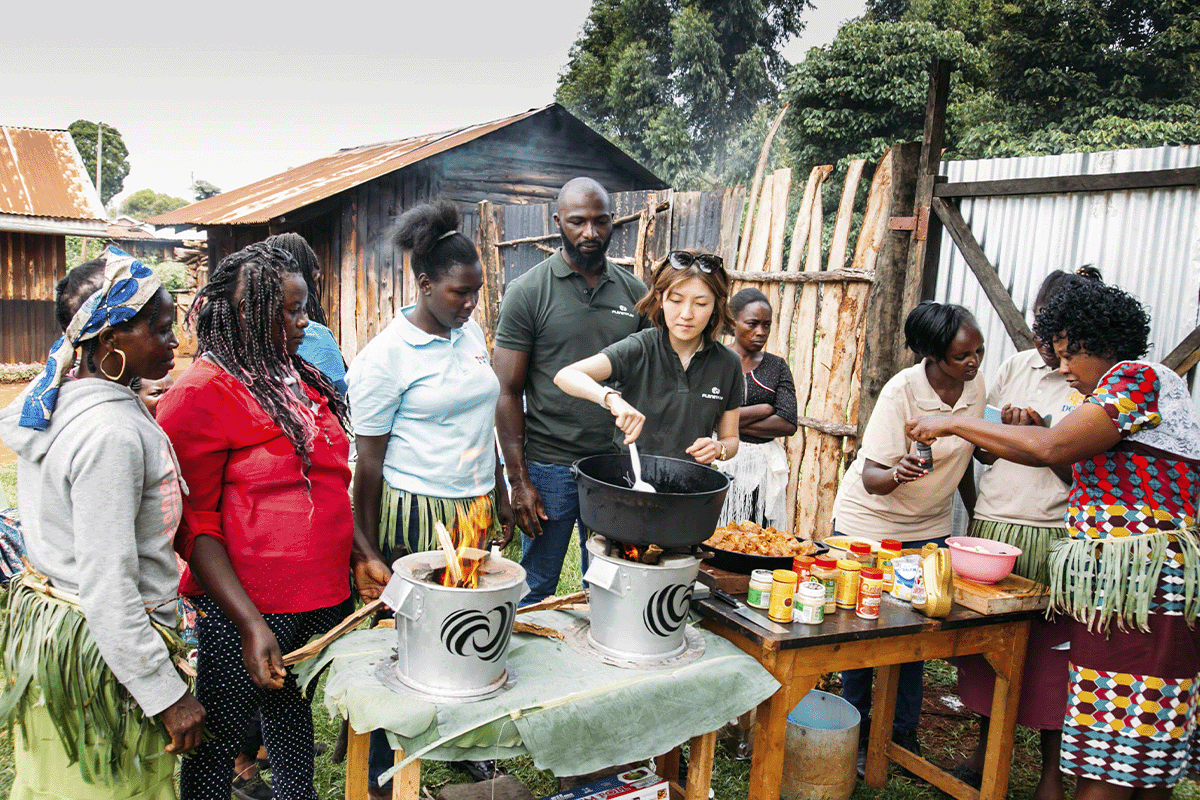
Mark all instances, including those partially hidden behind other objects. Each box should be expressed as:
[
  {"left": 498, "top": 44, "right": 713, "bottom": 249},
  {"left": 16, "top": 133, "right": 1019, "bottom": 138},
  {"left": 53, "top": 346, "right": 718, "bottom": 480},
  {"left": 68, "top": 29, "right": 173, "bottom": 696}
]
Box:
[
  {"left": 877, "top": 539, "right": 903, "bottom": 591},
  {"left": 747, "top": 569, "right": 773, "bottom": 609},
  {"left": 768, "top": 569, "right": 798, "bottom": 623},
  {"left": 849, "top": 541, "right": 874, "bottom": 565},
  {"left": 856, "top": 566, "right": 883, "bottom": 620},
  {"left": 793, "top": 580, "right": 826, "bottom": 625},
  {"left": 835, "top": 559, "right": 862, "bottom": 609},
  {"left": 811, "top": 557, "right": 839, "bottom": 613},
  {"left": 792, "top": 555, "right": 815, "bottom": 582}
]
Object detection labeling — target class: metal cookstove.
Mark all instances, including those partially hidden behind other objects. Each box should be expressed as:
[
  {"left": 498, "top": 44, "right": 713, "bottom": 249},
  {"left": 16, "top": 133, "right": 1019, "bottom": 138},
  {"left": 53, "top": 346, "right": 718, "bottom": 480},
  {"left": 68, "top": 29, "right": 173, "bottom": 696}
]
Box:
[{"left": 566, "top": 534, "right": 705, "bottom": 668}]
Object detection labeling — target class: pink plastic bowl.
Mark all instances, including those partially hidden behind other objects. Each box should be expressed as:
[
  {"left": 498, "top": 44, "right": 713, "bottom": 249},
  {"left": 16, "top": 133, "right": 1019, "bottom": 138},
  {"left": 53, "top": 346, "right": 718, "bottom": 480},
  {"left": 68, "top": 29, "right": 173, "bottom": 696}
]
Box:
[{"left": 946, "top": 536, "right": 1022, "bottom": 584}]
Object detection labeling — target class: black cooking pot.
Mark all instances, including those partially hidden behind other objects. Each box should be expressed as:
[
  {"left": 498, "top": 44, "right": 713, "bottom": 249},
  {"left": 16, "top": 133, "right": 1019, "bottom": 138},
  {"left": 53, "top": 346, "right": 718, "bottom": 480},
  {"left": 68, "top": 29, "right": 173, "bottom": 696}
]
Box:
[{"left": 570, "top": 453, "right": 731, "bottom": 547}]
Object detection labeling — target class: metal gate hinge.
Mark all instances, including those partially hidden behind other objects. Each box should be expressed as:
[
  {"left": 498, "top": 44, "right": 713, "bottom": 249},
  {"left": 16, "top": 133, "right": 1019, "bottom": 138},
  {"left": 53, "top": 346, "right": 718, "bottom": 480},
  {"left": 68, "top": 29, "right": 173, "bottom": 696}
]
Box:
[{"left": 888, "top": 206, "right": 930, "bottom": 241}]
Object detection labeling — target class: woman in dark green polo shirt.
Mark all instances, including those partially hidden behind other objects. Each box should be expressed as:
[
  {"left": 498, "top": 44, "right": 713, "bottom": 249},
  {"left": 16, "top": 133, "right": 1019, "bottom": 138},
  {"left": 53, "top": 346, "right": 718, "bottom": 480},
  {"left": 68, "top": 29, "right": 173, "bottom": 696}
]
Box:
[{"left": 554, "top": 250, "right": 743, "bottom": 465}]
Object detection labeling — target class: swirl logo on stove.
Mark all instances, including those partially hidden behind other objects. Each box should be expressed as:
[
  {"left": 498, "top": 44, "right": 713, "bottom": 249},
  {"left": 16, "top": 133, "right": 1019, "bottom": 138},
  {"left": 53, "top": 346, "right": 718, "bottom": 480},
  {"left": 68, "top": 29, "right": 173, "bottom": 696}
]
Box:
[
  {"left": 440, "top": 603, "right": 515, "bottom": 662},
  {"left": 643, "top": 584, "right": 693, "bottom": 637}
]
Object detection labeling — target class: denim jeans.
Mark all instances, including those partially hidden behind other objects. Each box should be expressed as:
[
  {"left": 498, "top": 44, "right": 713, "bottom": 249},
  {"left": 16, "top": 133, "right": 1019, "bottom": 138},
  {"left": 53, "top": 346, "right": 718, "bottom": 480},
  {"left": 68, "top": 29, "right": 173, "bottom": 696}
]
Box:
[
  {"left": 838, "top": 532, "right": 948, "bottom": 732},
  {"left": 518, "top": 460, "right": 591, "bottom": 606}
]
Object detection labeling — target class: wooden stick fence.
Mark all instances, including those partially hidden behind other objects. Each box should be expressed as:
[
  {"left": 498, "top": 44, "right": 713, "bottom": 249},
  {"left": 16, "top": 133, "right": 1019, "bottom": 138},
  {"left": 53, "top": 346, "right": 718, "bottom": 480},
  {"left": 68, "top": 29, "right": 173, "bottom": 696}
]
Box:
[{"left": 729, "top": 143, "right": 897, "bottom": 537}]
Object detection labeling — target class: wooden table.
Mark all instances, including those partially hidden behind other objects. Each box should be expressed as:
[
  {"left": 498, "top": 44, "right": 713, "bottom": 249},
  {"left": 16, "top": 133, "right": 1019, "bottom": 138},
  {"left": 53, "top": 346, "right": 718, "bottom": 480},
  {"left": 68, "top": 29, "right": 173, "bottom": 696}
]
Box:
[
  {"left": 696, "top": 595, "right": 1033, "bottom": 800},
  {"left": 343, "top": 722, "right": 718, "bottom": 800}
]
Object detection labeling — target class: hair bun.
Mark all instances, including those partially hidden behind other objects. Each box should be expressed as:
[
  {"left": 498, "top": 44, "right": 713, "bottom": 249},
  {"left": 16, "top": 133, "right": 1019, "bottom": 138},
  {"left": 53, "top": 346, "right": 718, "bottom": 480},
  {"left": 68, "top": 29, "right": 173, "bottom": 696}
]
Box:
[{"left": 393, "top": 200, "right": 461, "bottom": 258}]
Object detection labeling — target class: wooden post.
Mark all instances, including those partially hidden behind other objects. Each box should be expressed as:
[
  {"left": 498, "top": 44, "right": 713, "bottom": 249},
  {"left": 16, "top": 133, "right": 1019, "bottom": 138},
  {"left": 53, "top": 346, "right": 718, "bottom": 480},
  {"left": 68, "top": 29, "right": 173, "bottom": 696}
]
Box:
[
  {"left": 475, "top": 201, "right": 504, "bottom": 352},
  {"left": 903, "top": 59, "right": 951, "bottom": 312},
  {"left": 1162, "top": 324, "right": 1200, "bottom": 375},
  {"left": 859, "top": 142, "right": 921, "bottom": 438},
  {"left": 339, "top": 198, "right": 359, "bottom": 358},
  {"left": 845, "top": 149, "right": 897, "bottom": 441}
]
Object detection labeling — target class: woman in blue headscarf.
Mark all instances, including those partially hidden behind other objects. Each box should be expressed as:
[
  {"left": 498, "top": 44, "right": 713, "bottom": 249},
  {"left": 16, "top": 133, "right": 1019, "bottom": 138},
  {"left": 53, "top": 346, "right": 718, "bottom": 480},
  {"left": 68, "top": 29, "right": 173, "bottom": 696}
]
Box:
[{"left": 0, "top": 247, "right": 205, "bottom": 800}]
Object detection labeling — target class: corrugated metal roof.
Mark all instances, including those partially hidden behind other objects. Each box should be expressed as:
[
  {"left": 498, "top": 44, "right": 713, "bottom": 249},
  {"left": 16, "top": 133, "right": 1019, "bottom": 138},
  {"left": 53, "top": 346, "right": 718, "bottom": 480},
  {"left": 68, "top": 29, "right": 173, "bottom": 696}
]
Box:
[
  {"left": 933, "top": 145, "right": 1200, "bottom": 406},
  {"left": 151, "top": 104, "right": 591, "bottom": 227},
  {"left": 0, "top": 126, "right": 106, "bottom": 221}
]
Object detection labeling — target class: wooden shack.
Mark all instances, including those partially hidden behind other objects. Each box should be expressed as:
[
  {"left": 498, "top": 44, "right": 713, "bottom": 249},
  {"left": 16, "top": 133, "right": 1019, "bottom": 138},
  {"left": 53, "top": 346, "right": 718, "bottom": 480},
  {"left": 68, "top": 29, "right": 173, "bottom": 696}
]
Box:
[
  {"left": 151, "top": 104, "right": 666, "bottom": 357},
  {"left": 0, "top": 126, "right": 108, "bottom": 363}
]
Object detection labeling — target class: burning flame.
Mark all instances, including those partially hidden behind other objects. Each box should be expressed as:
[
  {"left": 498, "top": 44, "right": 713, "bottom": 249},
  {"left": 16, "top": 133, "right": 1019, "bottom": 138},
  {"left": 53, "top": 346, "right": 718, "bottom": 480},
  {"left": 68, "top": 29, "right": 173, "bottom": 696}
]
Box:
[
  {"left": 438, "top": 498, "right": 495, "bottom": 588},
  {"left": 620, "top": 543, "right": 642, "bottom": 562}
]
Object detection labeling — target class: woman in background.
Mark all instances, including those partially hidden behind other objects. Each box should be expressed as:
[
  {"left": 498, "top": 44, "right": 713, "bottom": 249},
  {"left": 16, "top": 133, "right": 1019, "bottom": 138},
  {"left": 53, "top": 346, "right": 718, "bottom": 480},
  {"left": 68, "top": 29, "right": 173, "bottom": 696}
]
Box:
[
  {"left": 717, "top": 288, "right": 797, "bottom": 528},
  {"left": 159, "top": 242, "right": 388, "bottom": 800},
  {"left": 908, "top": 279, "right": 1200, "bottom": 800},
  {"left": 266, "top": 232, "right": 347, "bottom": 396},
  {"left": 831, "top": 301, "right": 986, "bottom": 767}
]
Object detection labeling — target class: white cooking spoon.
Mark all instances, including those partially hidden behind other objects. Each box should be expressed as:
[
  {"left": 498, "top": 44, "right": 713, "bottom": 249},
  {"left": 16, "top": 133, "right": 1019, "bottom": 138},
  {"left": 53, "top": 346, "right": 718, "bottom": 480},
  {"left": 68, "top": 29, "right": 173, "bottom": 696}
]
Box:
[{"left": 627, "top": 442, "right": 656, "bottom": 493}]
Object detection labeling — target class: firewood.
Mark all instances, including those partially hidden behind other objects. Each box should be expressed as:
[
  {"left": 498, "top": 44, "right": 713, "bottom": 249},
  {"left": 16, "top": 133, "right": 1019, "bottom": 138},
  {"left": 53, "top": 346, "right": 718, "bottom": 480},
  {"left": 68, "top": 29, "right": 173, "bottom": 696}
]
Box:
[{"left": 513, "top": 621, "right": 563, "bottom": 640}]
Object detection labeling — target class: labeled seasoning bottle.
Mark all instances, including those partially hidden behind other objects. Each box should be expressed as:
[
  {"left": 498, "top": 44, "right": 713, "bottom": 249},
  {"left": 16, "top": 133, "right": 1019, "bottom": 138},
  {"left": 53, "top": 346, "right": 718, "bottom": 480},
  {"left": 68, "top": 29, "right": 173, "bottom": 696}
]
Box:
[
  {"left": 768, "top": 569, "right": 799, "bottom": 623},
  {"left": 793, "top": 580, "right": 826, "bottom": 625},
  {"left": 747, "top": 569, "right": 773, "bottom": 609},
  {"left": 877, "top": 539, "right": 903, "bottom": 591},
  {"left": 849, "top": 541, "right": 874, "bottom": 565},
  {"left": 856, "top": 566, "right": 884, "bottom": 620},
  {"left": 792, "top": 555, "right": 815, "bottom": 582},
  {"left": 915, "top": 441, "right": 934, "bottom": 470},
  {"left": 835, "top": 559, "right": 862, "bottom": 609},
  {"left": 811, "top": 557, "right": 839, "bottom": 613}
]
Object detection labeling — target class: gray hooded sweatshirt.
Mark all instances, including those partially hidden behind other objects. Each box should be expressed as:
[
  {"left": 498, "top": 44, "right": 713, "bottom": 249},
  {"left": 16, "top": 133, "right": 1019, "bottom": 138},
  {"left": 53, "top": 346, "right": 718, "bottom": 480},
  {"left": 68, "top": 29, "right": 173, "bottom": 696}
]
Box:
[{"left": 0, "top": 379, "right": 188, "bottom": 718}]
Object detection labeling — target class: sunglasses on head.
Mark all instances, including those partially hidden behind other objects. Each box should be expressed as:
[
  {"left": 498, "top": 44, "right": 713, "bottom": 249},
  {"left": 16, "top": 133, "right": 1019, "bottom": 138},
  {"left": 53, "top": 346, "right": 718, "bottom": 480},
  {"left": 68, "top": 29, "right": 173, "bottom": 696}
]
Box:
[{"left": 668, "top": 251, "right": 724, "bottom": 274}]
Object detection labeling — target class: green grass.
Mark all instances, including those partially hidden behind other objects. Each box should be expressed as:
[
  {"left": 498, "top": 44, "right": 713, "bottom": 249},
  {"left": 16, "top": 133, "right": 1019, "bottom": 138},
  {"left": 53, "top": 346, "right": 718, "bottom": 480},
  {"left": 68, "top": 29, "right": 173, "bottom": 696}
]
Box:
[{"left": 0, "top": 463, "right": 15, "bottom": 510}]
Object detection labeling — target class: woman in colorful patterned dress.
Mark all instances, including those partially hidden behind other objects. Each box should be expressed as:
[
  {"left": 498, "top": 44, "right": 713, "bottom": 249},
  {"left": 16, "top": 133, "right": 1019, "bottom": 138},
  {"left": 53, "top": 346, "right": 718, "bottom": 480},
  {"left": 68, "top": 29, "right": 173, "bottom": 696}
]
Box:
[
  {"left": 908, "top": 279, "right": 1200, "bottom": 800},
  {"left": 952, "top": 268, "right": 1100, "bottom": 800}
]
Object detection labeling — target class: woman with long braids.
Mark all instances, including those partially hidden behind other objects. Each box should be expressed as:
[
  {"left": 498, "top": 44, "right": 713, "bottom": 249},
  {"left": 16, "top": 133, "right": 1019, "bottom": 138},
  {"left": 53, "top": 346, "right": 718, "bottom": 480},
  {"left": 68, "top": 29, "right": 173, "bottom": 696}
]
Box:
[
  {"left": 346, "top": 201, "right": 512, "bottom": 796},
  {"left": 0, "top": 246, "right": 205, "bottom": 799},
  {"left": 158, "top": 242, "right": 390, "bottom": 800}
]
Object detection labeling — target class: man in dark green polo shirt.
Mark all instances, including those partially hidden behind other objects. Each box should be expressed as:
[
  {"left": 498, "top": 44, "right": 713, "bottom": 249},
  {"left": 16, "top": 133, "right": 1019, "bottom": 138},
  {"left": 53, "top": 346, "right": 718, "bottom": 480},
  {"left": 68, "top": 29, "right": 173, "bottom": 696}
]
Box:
[{"left": 493, "top": 177, "right": 649, "bottom": 604}]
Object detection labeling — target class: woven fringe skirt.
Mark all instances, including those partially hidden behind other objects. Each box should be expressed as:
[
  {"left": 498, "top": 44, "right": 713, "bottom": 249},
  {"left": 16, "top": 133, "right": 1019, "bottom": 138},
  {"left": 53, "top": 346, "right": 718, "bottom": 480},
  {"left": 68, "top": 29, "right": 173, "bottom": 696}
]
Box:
[{"left": 716, "top": 439, "right": 789, "bottom": 529}]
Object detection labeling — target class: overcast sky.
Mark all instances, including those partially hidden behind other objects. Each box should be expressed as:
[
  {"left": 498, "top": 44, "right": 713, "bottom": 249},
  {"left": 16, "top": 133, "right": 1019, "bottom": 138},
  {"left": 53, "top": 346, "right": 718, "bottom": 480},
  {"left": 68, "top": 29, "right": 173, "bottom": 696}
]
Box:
[{"left": 3, "top": 0, "right": 865, "bottom": 206}]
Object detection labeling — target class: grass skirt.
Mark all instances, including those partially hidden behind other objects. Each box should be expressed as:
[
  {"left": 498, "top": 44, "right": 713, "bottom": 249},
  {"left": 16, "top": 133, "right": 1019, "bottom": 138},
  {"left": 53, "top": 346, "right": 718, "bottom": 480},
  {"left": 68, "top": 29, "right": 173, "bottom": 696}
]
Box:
[
  {"left": 379, "top": 482, "right": 502, "bottom": 556},
  {"left": 1, "top": 573, "right": 182, "bottom": 795}
]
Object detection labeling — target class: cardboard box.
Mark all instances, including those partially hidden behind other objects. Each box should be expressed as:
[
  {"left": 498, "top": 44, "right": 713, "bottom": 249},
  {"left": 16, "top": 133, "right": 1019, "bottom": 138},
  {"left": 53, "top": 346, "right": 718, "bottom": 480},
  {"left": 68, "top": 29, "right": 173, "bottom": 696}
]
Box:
[{"left": 538, "top": 767, "right": 669, "bottom": 800}]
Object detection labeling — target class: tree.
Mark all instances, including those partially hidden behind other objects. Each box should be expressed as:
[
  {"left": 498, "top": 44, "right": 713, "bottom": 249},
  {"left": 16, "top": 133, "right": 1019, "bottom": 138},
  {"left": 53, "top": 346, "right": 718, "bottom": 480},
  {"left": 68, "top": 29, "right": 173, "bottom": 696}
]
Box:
[
  {"left": 119, "top": 189, "right": 189, "bottom": 220},
  {"left": 191, "top": 179, "right": 221, "bottom": 200},
  {"left": 782, "top": 19, "right": 987, "bottom": 174},
  {"left": 785, "top": 0, "right": 1200, "bottom": 170},
  {"left": 556, "top": 0, "right": 811, "bottom": 188},
  {"left": 68, "top": 121, "right": 130, "bottom": 205}
]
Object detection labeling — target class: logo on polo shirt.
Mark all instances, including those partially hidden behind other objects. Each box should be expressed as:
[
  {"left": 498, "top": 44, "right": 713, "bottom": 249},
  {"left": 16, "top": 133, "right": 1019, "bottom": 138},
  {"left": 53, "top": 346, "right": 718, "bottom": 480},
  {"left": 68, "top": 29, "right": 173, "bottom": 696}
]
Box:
[
  {"left": 702, "top": 386, "right": 724, "bottom": 400},
  {"left": 611, "top": 303, "right": 635, "bottom": 318}
]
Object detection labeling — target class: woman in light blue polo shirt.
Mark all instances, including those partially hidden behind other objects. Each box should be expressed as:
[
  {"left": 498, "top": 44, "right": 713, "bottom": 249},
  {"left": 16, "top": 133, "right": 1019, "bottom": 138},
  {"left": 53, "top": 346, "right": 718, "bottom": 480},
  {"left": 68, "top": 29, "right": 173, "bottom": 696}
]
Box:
[
  {"left": 347, "top": 201, "right": 513, "bottom": 795},
  {"left": 348, "top": 201, "right": 513, "bottom": 561}
]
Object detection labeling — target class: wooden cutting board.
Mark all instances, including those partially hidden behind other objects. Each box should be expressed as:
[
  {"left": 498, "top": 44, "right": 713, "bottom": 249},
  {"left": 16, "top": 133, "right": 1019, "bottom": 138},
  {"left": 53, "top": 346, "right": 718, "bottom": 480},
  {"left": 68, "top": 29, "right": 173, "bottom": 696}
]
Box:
[
  {"left": 697, "top": 563, "right": 751, "bottom": 593},
  {"left": 953, "top": 573, "right": 1049, "bottom": 615}
]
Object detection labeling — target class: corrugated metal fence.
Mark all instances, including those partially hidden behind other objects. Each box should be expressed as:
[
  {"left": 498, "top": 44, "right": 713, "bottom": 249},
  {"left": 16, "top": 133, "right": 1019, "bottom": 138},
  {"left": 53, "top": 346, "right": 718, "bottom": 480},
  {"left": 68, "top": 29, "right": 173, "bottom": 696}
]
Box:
[{"left": 932, "top": 145, "right": 1200, "bottom": 405}]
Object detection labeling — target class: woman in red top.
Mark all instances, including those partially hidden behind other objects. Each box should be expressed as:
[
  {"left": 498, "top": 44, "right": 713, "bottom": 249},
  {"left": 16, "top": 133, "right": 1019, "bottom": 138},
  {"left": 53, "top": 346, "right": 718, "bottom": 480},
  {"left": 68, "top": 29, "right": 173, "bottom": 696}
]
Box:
[{"left": 158, "top": 243, "right": 389, "bottom": 800}]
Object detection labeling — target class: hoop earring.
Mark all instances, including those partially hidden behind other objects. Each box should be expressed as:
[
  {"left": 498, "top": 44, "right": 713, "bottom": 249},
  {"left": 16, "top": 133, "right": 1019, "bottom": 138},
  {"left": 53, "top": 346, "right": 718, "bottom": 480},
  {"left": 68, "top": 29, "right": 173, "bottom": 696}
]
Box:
[{"left": 100, "top": 348, "right": 127, "bottom": 382}]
